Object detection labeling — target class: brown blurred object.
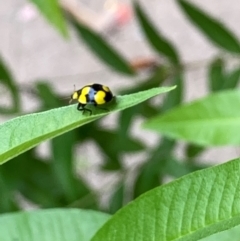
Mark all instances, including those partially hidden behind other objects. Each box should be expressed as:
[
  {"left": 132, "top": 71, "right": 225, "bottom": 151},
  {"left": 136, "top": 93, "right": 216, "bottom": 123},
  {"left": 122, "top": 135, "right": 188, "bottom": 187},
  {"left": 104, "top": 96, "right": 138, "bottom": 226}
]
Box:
[
  {"left": 60, "top": 0, "right": 101, "bottom": 32},
  {"left": 130, "top": 57, "right": 159, "bottom": 71},
  {"left": 60, "top": 0, "right": 132, "bottom": 33},
  {"left": 60, "top": 1, "right": 158, "bottom": 73}
]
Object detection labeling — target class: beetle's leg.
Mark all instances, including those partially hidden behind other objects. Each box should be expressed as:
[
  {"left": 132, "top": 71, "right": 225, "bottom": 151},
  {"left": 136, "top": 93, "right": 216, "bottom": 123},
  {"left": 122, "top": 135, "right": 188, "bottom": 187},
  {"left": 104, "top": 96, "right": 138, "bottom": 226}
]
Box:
[{"left": 77, "top": 103, "right": 92, "bottom": 115}]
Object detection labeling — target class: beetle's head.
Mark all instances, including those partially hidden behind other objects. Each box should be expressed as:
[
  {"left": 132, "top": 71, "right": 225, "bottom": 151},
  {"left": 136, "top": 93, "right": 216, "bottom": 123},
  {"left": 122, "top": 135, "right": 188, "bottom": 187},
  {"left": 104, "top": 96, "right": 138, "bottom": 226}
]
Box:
[{"left": 69, "top": 85, "right": 78, "bottom": 104}]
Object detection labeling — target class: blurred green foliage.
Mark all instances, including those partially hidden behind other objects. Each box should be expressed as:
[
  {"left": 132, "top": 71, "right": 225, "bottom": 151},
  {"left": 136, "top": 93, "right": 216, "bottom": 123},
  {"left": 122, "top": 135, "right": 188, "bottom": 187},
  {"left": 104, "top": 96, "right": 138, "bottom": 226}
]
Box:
[{"left": 1, "top": 0, "right": 240, "bottom": 220}]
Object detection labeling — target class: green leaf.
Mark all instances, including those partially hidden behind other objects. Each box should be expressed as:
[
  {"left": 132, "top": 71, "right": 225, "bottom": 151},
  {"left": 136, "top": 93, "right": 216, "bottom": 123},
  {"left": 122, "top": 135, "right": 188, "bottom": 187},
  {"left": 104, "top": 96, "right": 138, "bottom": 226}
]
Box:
[
  {"left": 200, "top": 224, "right": 240, "bottom": 241},
  {"left": 36, "top": 82, "right": 62, "bottom": 108},
  {"left": 185, "top": 143, "right": 205, "bottom": 159},
  {"left": 208, "top": 58, "right": 225, "bottom": 92},
  {"left": 208, "top": 59, "right": 240, "bottom": 92},
  {"left": 109, "top": 184, "right": 125, "bottom": 214},
  {"left": 17, "top": 162, "right": 63, "bottom": 207},
  {"left": 30, "top": 0, "right": 68, "bottom": 37},
  {"left": 133, "top": 161, "right": 160, "bottom": 198},
  {"left": 119, "top": 66, "right": 171, "bottom": 95},
  {"left": 144, "top": 89, "right": 240, "bottom": 146},
  {"left": 0, "top": 150, "right": 60, "bottom": 208},
  {"left": 36, "top": 82, "right": 92, "bottom": 203},
  {"left": 164, "top": 158, "right": 208, "bottom": 178},
  {"left": 0, "top": 209, "right": 110, "bottom": 241},
  {"left": 134, "top": 2, "right": 179, "bottom": 64},
  {"left": 75, "top": 125, "right": 122, "bottom": 171},
  {"left": 0, "top": 86, "right": 176, "bottom": 165},
  {"left": 0, "top": 169, "right": 20, "bottom": 212},
  {"left": 222, "top": 67, "right": 240, "bottom": 90},
  {"left": 72, "top": 19, "right": 135, "bottom": 75},
  {"left": 92, "top": 158, "right": 240, "bottom": 241},
  {"left": 178, "top": 0, "right": 240, "bottom": 53},
  {"left": 51, "top": 132, "right": 92, "bottom": 202},
  {"left": 133, "top": 138, "right": 175, "bottom": 198},
  {"left": 161, "top": 74, "right": 183, "bottom": 113},
  {"left": 0, "top": 57, "right": 20, "bottom": 113}
]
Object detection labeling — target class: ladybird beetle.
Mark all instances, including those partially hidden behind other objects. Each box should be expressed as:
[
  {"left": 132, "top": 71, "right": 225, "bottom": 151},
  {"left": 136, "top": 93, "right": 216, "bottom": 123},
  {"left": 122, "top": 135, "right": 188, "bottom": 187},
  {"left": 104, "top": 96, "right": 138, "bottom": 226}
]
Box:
[{"left": 69, "top": 83, "right": 114, "bottom": 115}]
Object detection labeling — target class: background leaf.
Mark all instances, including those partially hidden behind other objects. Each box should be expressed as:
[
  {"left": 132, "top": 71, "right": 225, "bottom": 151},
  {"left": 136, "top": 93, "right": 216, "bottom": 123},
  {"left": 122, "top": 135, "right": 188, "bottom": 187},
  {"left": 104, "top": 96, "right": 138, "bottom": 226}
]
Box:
[
  {"left": 222, "top": 67, "right": 240, "bottom": 90},
  {"left": 0, "top": 209, "right": 110, "bottom": 241},
  {"left": 185, "top": 143, "right": 205, "bottom": 159},
  {"left": 200, "top": 224, "right": 240, "bottom": 241},
  {"left": 208, "top": 58, "right": 225, "bottom": 92},
  {"left": 72, "top": 19, "right": 135, "bottom": 75},
  {"left": 109, "top": 183, "right": 125, "bottom": 214},
  {"left": 208, "top": 59, "right": 240, "bottom": 92},
  {"left": 92, "top": 158, "right": 240, "bottom": 241},
  {"left": 178, "top": 0, "right": 240, "bottom": 53},
  {"left": 133, "top": 138, "right": 175, "bottom": 198},
  {"left": 0, "top": 57, "right": 20, "bottom": 113},
  {"left": 161, "top": 74, "right": 183, "bottom": 112},
  {"left": 134, "top": 2, "right": 179, "bottom": 64},
  {"left": 30, "top": 0, "right": 68, "bottom": 37},
  {"left": 144, "top": 90, "right": 240, "bottom": 146}
]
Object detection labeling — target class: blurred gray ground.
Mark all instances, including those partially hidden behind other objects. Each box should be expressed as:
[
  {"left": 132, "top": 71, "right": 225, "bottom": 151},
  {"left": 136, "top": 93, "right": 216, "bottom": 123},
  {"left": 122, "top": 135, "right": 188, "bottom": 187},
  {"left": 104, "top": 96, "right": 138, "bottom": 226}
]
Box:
[
  {"left": 1, "top": 0, "right": 240, "bottom": 191},
  {"left": 2, "top": 0, "right": 240, "bottom": 91}
]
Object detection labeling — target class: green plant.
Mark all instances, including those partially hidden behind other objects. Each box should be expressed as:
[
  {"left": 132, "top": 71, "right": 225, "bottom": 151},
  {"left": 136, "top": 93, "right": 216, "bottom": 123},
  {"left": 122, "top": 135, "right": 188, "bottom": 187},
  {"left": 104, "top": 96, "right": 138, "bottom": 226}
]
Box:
[{"left": 1, "top": 0, "right": 240, "bottom": 240}]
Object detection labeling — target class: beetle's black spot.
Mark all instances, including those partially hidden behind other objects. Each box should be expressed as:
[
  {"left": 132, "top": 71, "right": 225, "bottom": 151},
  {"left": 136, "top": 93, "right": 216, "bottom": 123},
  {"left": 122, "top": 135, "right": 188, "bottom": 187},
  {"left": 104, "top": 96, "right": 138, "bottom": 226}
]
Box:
[
  {"left": 91, "top": 83, "right": 103, "bottom": 91},
  {"left": 104, "top": 91, "right": 113, "bottom": 102}
]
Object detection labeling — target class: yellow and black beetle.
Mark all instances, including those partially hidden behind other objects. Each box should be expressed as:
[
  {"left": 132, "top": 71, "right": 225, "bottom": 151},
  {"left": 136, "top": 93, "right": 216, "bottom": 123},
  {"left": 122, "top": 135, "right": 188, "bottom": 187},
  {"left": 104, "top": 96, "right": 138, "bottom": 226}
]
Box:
[{"left": 69, "top": 83, "right": 114, "bottom": 115}]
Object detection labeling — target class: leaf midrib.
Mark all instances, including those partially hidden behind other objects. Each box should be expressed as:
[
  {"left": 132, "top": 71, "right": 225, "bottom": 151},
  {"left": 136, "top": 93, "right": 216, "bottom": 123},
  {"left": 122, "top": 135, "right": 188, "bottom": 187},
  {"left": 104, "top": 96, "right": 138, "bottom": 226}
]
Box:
[
  {"left": 173, "top": 215, "right": 240, "bottom": 241},
  {"left": 156, "top": 117, "right": 240, "bottom": 127}
]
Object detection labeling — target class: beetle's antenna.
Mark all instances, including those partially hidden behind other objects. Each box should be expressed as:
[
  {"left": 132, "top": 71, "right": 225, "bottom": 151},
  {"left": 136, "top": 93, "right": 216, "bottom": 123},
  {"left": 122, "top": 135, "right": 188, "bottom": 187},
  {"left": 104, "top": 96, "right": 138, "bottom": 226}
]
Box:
[
  {"left": 69, "top": 84, "right": 76, "bottom": 104},
  {"left": 61, "top": 96, "right": 70, "bottom": 100}
]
